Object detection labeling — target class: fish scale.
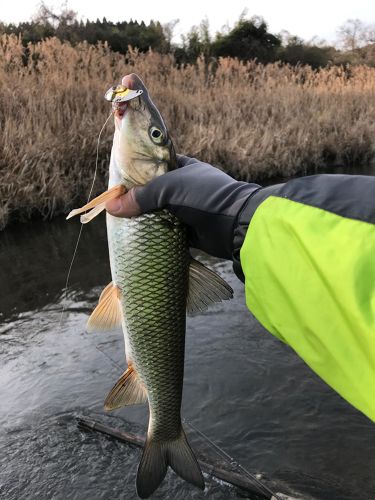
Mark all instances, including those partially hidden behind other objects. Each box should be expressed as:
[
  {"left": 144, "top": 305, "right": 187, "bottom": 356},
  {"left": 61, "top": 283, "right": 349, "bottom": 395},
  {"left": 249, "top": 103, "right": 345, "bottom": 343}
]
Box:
[{"left": 108, "top": 209, "right": 190, "bottom": 441}]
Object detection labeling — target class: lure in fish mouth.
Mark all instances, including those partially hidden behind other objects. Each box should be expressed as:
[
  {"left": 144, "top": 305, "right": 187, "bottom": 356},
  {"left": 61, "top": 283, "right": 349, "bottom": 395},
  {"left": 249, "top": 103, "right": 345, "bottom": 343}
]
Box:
[
  {"left": 67, "top": 73, "right": 234, "bottom": 498},
  {"left": 108, "top": 73, "right": 177, "bottom": 189},
  {"left": 105, "top": 82, "right": 143, "bottom": 119},
  {"left": 66, "top": 73, "right": 177, "bottom": 223}
]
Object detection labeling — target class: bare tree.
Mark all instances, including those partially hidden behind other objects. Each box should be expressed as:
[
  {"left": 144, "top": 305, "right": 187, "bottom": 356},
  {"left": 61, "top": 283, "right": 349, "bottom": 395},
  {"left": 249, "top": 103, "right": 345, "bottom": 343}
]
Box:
[
  {"left": 337, "top": 19, "right": 374, "bottom": 51},
  {"left": 162, "top": 19, "right": 179, "bottom": 50},
  {"left": 33, "top": 1, "right": 77, "bottom": 27}
]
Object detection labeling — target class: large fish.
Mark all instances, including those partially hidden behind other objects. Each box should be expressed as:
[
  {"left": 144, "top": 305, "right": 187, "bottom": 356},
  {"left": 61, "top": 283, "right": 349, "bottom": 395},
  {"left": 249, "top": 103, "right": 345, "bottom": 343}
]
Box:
[{"left": 68, "top": 73, "right": 233, "bottom": 498}]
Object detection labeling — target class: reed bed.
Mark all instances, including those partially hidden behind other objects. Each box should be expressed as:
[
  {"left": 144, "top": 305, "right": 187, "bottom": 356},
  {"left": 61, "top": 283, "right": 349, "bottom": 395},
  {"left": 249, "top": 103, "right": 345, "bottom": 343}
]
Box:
[{"left": 1, "top": 34, "right": 375, "bottom": 229}]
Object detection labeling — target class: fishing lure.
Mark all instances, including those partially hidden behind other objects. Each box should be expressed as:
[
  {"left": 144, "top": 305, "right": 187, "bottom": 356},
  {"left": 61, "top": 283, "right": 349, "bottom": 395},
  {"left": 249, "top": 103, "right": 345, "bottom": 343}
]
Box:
[{"left": 104, "top": 84, "right": 143, "bottom": 103}]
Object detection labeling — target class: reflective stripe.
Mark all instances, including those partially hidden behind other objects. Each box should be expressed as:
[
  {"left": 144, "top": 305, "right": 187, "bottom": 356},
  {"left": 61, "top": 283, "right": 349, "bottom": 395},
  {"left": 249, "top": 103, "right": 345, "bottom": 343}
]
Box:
[{"left": 241, "top": 195, "right": 375, "bottom": 421}]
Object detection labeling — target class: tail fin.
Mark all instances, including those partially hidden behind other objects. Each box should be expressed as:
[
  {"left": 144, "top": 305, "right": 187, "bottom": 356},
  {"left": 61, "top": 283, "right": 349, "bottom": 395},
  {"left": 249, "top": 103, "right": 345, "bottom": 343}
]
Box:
[{"left": 136, "top": 428, "right": 204, "bottom": 498}]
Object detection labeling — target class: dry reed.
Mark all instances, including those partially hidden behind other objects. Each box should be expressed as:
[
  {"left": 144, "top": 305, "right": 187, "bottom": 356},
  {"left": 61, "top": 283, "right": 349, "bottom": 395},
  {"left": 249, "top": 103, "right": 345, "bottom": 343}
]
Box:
[{"left": 1, "top": 34, "right": 375, "bottom": 229}]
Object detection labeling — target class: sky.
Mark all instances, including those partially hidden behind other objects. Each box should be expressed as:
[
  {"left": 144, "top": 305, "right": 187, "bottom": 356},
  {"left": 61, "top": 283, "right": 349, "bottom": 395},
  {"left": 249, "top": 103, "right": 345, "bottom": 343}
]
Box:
[{"left": 1, "top": 0, "right": 374, "bottom": 44}]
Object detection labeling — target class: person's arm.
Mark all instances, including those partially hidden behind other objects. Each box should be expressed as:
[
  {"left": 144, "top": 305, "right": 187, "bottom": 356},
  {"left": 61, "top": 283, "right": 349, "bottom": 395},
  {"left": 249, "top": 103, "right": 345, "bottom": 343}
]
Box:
[
  {"left": 107, "top": 156, "right": 375, "bottom": 423},
  {"left": 106, "top": 154, "right": 262, "bottom": 281}
]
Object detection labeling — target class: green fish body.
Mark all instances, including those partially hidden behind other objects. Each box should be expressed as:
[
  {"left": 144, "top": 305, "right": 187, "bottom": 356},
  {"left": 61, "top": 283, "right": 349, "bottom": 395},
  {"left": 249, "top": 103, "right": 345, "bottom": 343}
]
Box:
[
  {"left": 107, "top": 209, "right": 205, "bottom": 497},
  {"left": 107, "top": 209, "right": 189, "bottom": 440}
]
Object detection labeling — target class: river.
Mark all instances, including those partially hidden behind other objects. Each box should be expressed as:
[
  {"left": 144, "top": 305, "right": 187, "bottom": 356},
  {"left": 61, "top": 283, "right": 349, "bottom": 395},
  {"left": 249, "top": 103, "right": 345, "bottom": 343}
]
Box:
[{"left": 1, "top": 180, "right": 375, "bottom": 499}]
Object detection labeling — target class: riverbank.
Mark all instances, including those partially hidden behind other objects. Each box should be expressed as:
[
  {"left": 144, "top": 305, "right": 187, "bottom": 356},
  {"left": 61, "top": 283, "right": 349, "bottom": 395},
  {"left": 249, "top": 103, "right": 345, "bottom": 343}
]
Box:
[{"left": 1, "top": 34, "right": 375, "bottom": 229}]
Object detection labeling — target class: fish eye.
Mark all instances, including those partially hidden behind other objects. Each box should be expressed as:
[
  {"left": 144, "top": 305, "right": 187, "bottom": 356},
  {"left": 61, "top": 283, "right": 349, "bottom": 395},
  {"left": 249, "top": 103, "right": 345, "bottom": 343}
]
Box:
[{"left": 150, "top": 126, "right": 164, "bottom": 144}]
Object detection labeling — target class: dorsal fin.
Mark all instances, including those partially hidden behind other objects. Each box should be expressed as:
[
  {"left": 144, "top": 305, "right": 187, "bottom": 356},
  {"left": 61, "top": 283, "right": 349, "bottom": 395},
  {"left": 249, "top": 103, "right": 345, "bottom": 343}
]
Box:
[
  {"left": 187, "top": 259, "right": 233, "bottom": 314},
  {"left": 86, "top": 282, "right": 122, "bottom": 333}
]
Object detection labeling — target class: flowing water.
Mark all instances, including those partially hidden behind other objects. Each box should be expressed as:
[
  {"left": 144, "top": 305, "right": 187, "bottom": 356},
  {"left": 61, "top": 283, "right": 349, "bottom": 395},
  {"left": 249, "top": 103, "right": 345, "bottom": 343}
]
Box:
[{"left": 1, "top": 186, "right": 375, "bottom": 500}]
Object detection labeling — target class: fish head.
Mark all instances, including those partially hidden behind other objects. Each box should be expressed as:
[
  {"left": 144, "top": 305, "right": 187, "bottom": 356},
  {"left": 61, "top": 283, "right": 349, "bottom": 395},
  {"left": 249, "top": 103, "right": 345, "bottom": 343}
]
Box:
[{"left": 111, "top": 73, "right": 177, "bottom": 188}]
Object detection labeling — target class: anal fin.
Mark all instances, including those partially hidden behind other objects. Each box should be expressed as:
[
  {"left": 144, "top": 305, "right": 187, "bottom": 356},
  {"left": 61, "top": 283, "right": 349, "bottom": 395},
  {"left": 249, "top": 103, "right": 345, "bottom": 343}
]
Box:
[
  {"left": 187, "top": 258, "right": 233, "bottom": 314},
  {"left": 86, "top": 282, "right": 122, "bottom": 333},
  {"left": 104, "top": 364, "right": 148, "bottom": 410}
]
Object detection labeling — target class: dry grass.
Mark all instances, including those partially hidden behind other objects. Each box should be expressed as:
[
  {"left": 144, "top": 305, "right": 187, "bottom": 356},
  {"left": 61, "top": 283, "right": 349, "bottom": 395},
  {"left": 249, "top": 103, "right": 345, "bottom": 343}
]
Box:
[{"left": 1, "top": 35, "right": 375, "bottom": 229}]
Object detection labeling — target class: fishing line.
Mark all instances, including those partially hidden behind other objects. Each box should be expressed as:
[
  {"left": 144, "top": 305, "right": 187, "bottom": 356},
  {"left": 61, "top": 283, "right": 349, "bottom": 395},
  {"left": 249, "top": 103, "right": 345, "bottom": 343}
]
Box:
[
  {"left": 96, "top": 345, "right": 124, "bottom": 372},
  {"left": 58, "top": 111, "right": 113, "bottom": 330},
  {"left": 183, "top": 418, "right": 281, "bottom": 500},
  {"left": 94, "top": 346, "right": 280, "bottom": 499}
]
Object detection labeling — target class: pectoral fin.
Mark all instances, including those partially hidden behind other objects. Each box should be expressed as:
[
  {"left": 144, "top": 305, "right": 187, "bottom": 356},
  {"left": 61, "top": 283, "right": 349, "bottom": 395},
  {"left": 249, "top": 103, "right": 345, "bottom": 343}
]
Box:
[
  {"left": 66, "top": 184, "right": 126, "bottom": 221},
  {"left": 80, "top": 202, "right": 106, "bottom": 224},
  {"left": 86, "top": 282, "right": 122, "bottom": 333},
  {"left": 187, "top": 259, "right": 233, "bottom": 314},
  {"left": 104, "top": 364, "right": 148, "bottom": 410}
]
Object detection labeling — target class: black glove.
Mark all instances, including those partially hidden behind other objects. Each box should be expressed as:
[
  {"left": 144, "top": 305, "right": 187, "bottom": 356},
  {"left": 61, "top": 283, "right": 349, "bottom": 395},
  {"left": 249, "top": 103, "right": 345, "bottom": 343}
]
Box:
[{"left": 134, "top": 155, "right": 261, "bottom": 276}]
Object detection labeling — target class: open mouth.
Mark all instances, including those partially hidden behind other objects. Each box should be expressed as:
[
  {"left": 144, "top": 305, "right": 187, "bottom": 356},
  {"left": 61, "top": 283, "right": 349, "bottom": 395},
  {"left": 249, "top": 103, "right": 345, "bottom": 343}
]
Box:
[
  {"left": 105, "top": 83, "right": 143, "bottom": 120},
  {"left": 112, "top": 101, "right": 128, "bottom": 119}
]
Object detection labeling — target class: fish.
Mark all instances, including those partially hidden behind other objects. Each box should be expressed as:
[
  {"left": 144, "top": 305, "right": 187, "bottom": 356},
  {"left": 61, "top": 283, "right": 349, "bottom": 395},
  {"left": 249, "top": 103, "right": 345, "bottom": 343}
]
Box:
[{"left": 67, "top": 73, "right": 233, "bottom": 498}]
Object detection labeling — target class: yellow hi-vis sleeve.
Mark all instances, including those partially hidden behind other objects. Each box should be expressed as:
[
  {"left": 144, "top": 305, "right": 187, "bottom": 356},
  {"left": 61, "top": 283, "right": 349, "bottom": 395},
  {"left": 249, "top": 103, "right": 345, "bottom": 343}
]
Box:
[{"left": 241, "top": 195, "right": 375, "bottom": 422}]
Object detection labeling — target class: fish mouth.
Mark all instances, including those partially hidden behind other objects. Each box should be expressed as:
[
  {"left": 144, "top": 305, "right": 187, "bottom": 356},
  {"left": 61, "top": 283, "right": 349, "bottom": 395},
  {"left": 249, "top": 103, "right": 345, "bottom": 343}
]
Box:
[
  {"left": 113, "top": 101, "right": 128, "bottom": 120},
  {"left": 111, "top": 74, "right": 145, "bottom": 121}
]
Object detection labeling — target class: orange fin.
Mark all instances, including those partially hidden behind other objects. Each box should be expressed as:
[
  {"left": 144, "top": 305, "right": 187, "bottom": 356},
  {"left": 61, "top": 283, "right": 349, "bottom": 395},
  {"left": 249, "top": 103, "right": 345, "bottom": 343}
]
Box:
[
  {"left": 80, "top": 202, "right": 106, "bottom": 224},
  {"left": 66, "top": 184, "right": 126, "bottom": 220},
  {"left": 86, "top": 282, "right": 122, "bottom": 333},
  {"left": 104, "top": 364, "right": 148, "bottom": 410}
]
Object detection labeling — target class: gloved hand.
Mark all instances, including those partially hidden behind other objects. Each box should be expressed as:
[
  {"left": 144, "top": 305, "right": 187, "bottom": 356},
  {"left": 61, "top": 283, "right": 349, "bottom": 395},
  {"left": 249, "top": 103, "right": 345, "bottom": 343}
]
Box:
[{"left": 106, "top": 155, "right": 261, "bottom": 277}]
